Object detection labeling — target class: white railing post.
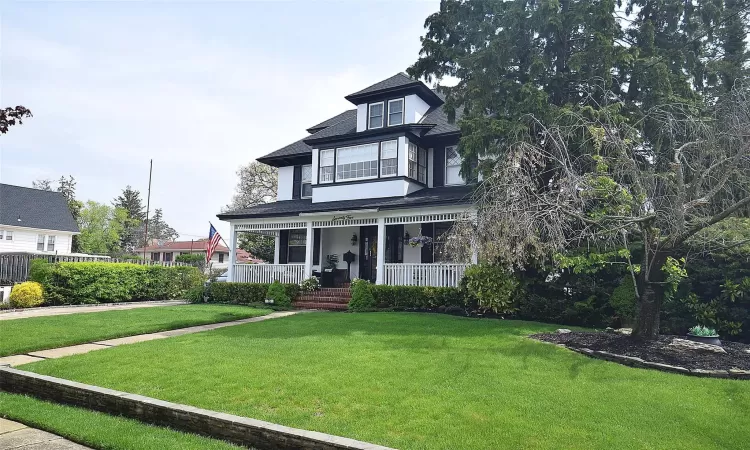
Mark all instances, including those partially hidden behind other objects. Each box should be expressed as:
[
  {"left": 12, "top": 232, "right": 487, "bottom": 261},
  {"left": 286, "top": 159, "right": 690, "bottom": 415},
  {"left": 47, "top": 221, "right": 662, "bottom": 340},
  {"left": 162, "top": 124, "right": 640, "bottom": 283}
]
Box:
[
  {"left": 376, "top": 217, "right": 385, "bottom": 285},
  {"left": 227, "top": 224, "right": 237, "bottom": 282},
  {"left": 304, "top": 222, "right": 314, "bottom": 280}
]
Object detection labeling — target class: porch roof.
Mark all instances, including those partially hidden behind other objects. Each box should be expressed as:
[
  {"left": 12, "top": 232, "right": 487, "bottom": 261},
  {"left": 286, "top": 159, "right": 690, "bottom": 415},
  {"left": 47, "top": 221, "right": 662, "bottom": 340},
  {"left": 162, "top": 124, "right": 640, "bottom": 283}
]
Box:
[{"left": 217, "top": 185, "right": 473, "bottom": 220}]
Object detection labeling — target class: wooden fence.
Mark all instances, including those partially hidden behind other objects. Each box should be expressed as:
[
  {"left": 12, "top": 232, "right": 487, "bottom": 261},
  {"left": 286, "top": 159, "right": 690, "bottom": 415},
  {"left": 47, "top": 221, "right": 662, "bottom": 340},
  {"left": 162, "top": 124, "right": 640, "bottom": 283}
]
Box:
[{"left": 0, "top": 253, "right": 187, "bottom": 285}]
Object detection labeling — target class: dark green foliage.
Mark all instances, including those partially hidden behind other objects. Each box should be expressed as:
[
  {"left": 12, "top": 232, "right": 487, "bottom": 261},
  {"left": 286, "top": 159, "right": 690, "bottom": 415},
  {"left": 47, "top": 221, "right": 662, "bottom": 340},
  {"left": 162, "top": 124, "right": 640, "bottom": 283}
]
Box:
[
  {"left": 37, "top": 263, "right": 204, "bottom": 305},
  {"left": 28, "top": 259, "right": 53, "bottom": 285},
  {"left": 175, "top": 254, "right": 206, "bottom": 270},
  {"left": 610, "top": 276, "right": 638, "bottom": 326},
  {"left": 238, "top": 233, "right": 274, "bottom": 263},
  {"left": 206, "top": 282, "right": 299, "bottom": 306},
  {"left": 348, "top": 279, "right": 377, "bottom": 311},
  {"left": 185, "top": 286, "right": 206, "bottom": 303},
  {"left": 462, "top": 264, "right": 519, "bottom": 314},
  {"left": 266, "top": 280, "right": 291, "bottom": 307}
]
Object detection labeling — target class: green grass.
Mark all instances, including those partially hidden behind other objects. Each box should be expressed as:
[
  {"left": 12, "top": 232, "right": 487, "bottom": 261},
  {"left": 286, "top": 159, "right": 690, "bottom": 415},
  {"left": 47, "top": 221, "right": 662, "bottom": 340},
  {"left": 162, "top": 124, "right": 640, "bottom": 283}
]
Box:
[
  {"left": 0, "top": 392, "right": 241, "bottom": 449},
  {"left": 19, "top": 312, "right": 750, "bottom": 449},
  {"left": 0, "top": 305, "right": 271, "bottom": 356}
]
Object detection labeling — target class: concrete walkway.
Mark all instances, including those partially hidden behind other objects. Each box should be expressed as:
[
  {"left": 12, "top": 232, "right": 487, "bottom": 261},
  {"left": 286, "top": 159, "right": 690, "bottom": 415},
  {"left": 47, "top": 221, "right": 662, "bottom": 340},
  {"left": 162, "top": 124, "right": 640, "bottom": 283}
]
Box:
[
  {"left": 0, "top": 418, "right": 91, "bottom": 449},
  {"left": 0, "top": 300, "right": 188, "bottom": 321},
  {"left": 0, "top": 311, "right": 301, "bottom": 367}
]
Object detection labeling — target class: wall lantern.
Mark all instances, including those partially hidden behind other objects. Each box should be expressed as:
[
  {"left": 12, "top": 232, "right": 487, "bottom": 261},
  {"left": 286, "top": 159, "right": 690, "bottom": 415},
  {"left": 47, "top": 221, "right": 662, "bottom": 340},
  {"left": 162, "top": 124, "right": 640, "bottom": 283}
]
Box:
[
  {"left": 403, "top": 230, "right": 411, "bottom": 244},
  {"left": 351, "top": 233, "right": 358, "bottom": 246}
]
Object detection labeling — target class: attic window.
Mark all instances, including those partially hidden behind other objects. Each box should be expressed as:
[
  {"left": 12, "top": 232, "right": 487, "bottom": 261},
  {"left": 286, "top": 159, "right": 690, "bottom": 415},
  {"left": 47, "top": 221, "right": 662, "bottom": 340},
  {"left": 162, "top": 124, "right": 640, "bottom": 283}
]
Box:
[
  {"left": 368, "top": 102, "right": 384, "bottom": 129},
  {"left": 388, "top": 99, "right": 403, "bottom": 126}
]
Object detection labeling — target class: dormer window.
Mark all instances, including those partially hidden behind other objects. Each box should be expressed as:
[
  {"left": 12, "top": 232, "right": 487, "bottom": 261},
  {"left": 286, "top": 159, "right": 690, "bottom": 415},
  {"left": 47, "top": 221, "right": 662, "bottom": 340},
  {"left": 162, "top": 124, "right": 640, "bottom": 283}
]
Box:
[
  {"left": 387, "top": 99, "right": 404, "bottom": 126},
  {"left": 368, "top": 102, "right": 384, "bottom": 129}
]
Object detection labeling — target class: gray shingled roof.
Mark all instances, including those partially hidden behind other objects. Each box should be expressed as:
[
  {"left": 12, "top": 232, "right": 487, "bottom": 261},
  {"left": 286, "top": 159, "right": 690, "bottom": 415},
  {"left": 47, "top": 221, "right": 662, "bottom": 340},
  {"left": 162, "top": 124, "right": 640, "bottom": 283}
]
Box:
[
  {"left": 0, "top": 184, "right": 79, "bottom": 232},
  {"left": 218, "top": 185, "right": 473, "bottom": 220},
  {"left": 346, "top": 73, "right": 419, "bottom": 98},
  {"left": 306, "top": 109, "right": 357, "bottom": 133},
  {"left": 257, "top": 137, "right": 313, "bottom": 161}
]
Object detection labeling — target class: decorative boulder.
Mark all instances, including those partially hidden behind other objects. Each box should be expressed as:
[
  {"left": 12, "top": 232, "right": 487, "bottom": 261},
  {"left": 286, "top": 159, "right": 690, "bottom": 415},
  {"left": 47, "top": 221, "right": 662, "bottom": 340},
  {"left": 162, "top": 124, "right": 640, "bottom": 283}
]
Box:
[
  {"left": 668, "top": 338, "right": 727, "bottom": 354},
  {"left": 556, "top": 329, "right": 572, "bottom": 334}
]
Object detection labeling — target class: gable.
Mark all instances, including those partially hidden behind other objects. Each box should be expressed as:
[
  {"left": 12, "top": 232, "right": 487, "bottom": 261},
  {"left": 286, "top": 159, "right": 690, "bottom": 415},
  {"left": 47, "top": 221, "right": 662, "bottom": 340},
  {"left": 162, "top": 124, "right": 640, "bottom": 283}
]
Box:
[{"left": 0, "top": 184, "right": 79, "bottom": 233}]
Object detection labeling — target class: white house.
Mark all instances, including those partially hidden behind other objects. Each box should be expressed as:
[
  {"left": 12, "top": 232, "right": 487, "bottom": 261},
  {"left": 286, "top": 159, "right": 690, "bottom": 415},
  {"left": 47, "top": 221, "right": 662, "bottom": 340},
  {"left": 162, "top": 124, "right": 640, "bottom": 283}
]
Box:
[
  {"left": 0, "top": 184, "right": 79, "bottom": 254},
  {"left": 218, "top": 73, "right": 476, "bottom": 287}
]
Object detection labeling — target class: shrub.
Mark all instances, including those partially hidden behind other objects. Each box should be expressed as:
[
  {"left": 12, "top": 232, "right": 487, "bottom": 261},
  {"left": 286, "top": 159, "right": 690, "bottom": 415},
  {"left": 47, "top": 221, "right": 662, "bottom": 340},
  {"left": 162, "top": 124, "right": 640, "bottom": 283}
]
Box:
[
  {"left": 348, "top": 279, "right": 377, "bottom": 311},
  {"left": 369, "top": 285, "right": 468, "bottom": 309},
  {"left": 9, "top": 281, "right": 44, "bottom": 308},
  {"left": 462, "top": 264, "right": 519, "bottom": 314},
  {"left": 175, "top": 253, "right": 205, "bottom": 264},
  {"left": 185, "top": 285, "right": 206, "bottom": 303},
  {"left": 28, "top": 259, "right": 53, "bottom": 285},
  {"left": 266, "top": 280, "right": 291, "bottom": 307},
  {"left": 300, "top": 277, "right": 320, "bottom": 293},
  {"left": 689, "top": 325, "right": 718, "bottom": 336},
  {"left": 206, "top": 282, "right": 299, "bottom": 305},
  {"left": 610, "top": 276, "right": 638, "bottom": 326},
  {"left": 39, "top": 262, "right": 204, "bottom": 305}
]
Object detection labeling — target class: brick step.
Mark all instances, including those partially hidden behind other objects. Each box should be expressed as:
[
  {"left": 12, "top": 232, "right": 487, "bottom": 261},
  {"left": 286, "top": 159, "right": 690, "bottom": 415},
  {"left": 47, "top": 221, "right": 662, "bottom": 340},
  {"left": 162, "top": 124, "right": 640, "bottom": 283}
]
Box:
[
  {"left": 295, "top": 296, "right": 351, "bottom": 304},
  {"left": 317, "top": 287, "right": 351, "bottom": 294},
  {"left": 299, "top": 292, "right": 351, "bottom": 300},
  {"left": 292, "top": 301, "right": 349, "bottom": 311}
]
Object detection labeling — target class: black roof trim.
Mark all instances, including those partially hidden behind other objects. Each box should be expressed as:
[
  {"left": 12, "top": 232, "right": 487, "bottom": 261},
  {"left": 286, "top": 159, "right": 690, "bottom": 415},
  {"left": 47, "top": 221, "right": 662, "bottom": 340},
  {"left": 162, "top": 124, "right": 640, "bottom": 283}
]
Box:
[{"left": 304, "top": 123, "right": 433, "bottom": 147}]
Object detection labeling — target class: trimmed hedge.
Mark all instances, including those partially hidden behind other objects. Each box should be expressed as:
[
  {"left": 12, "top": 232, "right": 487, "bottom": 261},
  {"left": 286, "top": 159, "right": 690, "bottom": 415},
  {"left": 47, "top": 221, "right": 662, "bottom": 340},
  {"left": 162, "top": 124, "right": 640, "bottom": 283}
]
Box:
[
  {"left": 32, "top": 261, "right": 204, "bottom": 305},
  {"left": 349, "top": 282, "right": 473, "bottom": 312},
  {"left": 206, "top": 282, "right": 300, "bottom": 305}
]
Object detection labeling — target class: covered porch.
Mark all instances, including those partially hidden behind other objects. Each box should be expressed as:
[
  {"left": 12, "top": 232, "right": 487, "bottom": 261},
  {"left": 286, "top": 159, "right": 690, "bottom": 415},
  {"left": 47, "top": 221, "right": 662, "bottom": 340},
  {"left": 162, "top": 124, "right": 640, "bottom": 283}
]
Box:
[{"left": 226, "top": 208, "right": 475, "bottom": 288}]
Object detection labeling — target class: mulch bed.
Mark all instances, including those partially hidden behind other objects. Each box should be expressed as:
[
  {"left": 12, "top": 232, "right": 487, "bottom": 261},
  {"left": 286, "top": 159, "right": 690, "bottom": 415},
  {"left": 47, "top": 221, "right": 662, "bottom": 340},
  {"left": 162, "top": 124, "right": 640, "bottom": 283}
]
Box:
[{"left": 532, "top": 331, "right": 750, "bottom": 371}]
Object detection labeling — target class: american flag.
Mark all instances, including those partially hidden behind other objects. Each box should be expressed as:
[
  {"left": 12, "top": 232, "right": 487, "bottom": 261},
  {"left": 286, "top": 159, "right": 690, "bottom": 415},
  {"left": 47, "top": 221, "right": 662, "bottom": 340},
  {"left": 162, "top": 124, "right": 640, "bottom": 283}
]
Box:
[{"left": 206, "top": 224, "right": 222, "bottom": 263}]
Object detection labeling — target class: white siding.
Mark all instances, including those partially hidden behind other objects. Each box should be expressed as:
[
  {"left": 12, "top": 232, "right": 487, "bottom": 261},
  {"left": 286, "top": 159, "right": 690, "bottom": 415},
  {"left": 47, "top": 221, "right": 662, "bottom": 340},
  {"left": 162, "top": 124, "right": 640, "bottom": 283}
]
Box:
[
  {"left": 320, "top": 226, "right": 359, "bottom": 277},
  {"left": 405, "top": 94, "right": 430, "bottom": 124},
  {"left": 313, "top": 179, "right": 409, "bottom": 203},
  {"left": 0, "top": 226, "right": 74, "bottom": 254},
  {"left": 277, "top": 166, "right": 295, "bottom": 200},
  {"left": 403, "top": 223, "right": 422, "bottom": 263},
  {"left": 356, "top": 103, "right": 367, "bottom": 132}
]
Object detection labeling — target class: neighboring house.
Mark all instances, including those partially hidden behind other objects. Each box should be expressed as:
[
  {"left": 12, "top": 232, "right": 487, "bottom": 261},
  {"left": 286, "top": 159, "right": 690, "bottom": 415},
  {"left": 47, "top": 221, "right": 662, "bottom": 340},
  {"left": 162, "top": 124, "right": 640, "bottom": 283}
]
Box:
[
  {"left": 134, "top": 240, "right": 260, "bottom": 270},
  {"left": 0, "top": 184, "right": 79, "bottom": 254},
  {"left": 218, "top": 73, "right": 476, "bottom": 287}
]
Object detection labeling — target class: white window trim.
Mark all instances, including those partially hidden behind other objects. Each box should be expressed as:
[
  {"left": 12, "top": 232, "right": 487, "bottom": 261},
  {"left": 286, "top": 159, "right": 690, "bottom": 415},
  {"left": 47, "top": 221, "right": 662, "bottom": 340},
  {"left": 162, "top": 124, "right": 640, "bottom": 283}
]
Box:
[
  {"left": 387, "top": 98, "right": 404, "bottom": 126},
  {"left": 301, "top": 164, "right": 312, "bottom": 198},
  {"left": 335, "top": 143, "right": 380, "bottom": 182},
  {"left": 368, "top": 101, "right": 384, "bottom": 130},
  {"left": 380, "top": 140, "right": 399, "bottom": 178},
  {"left": 445, "top": 145, "right": 465, "bottom": 186},
  {"left": 5, "top": 230, "right": 11, "bottom": 241},
  {"left": 37, "top": 234, "right": 46, "bottom": 252}
]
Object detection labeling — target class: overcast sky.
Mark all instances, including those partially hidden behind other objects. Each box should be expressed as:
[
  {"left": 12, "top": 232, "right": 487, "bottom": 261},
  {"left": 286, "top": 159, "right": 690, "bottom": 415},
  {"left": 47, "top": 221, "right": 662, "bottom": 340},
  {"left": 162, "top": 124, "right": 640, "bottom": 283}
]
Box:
[{"left": 0, "top": 0, "right": 440, "bottom": 240}]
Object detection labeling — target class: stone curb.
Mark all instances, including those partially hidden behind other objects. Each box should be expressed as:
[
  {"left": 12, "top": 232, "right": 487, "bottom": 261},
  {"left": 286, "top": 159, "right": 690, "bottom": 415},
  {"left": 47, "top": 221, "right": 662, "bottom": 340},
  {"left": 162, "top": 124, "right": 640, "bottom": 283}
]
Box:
[
  {"left": 0, "top": 366, "right": 394, "bottom": 450},
  {"left": 562, "top": 345, "right": 750, "bottom": 379}
]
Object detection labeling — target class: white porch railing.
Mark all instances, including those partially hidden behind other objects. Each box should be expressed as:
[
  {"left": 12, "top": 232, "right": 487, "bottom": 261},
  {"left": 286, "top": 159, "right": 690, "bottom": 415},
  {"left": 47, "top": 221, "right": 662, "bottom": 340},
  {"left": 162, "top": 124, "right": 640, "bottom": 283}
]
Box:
[
  {"left": 233, "top": 264, "right": 305, "bottom": 284},
  {"left": 383, "top": 263, "right": 469, "bottom": 287}
]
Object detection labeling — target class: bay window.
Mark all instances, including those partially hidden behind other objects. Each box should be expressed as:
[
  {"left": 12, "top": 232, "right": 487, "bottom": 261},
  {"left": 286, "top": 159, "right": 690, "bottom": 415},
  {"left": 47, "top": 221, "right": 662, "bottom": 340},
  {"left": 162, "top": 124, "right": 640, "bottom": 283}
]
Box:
[
  {"left": 336, "top": 143, "right": 379, "bottom": 181},
  {"left": 319, "top": 149, "right": 334, "bottom": 184},
  {"left": 446, "top": 146, "right": 464, "bottom": 185},
  {"left": 380, "top": 140, "right": 398, "bottom": 177},
  {"left": 368, "top": 102, "right": 384, "bottom": 129},
  {"left": 387, "top": 99, "right": 403, "bottom": 126}
]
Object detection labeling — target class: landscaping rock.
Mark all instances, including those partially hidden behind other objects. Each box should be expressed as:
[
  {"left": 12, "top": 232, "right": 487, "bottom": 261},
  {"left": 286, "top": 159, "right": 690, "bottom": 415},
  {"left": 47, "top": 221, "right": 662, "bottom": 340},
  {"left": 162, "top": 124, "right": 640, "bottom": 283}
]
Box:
[
  {"left": 729, "top": 369, "right": 750, "bottom": 379},
  {"left": 614, "top": 328, "right": 632, "bottom": 335},
  {"left": 556, "top": 329, "right": 572, "bottom": 334},
  {"left": 605, "top": 327, "right": 615, "bottom": 333},
  {"left": 668, "top": 338, "right": 727, "bottom": 354}
]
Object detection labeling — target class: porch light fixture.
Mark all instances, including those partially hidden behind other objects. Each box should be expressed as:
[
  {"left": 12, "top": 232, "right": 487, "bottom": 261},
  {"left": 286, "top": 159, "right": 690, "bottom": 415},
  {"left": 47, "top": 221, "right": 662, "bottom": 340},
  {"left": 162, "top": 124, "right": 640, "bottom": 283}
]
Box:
[
  {"left": 351, "top": 233, "right": 358, "bottom": 246},
  {"left": 403, "top": 230, "right": 410, "bottom": 243}
]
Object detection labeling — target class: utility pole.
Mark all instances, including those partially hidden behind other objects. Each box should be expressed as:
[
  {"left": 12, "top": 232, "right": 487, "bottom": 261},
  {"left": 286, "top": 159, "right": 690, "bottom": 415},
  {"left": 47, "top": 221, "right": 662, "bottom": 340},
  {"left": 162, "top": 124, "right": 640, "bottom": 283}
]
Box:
[{"left": 142, "top": 159, "right": 153, "bottom": 261}]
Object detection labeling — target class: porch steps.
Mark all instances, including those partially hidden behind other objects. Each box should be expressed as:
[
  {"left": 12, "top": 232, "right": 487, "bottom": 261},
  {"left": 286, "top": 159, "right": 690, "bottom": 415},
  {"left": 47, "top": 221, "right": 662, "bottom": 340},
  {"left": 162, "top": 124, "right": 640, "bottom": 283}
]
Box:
[{"left": 293, "top": 287, "right": 351, "bottom": 311}]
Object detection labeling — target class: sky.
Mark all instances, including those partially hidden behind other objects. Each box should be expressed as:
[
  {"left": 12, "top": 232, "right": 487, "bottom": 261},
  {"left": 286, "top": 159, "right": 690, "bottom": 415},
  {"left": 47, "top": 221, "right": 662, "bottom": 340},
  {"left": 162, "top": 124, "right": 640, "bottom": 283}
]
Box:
[{"left": 0, "top": 0, "right": 441, "bottom": 241}]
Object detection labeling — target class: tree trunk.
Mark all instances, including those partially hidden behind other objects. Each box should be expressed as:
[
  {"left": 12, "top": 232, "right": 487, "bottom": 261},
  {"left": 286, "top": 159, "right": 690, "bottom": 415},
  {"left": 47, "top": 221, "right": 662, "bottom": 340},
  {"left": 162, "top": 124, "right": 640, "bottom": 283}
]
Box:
[{"left": 632, "top": 249, "right": 669, "bottom": 340}]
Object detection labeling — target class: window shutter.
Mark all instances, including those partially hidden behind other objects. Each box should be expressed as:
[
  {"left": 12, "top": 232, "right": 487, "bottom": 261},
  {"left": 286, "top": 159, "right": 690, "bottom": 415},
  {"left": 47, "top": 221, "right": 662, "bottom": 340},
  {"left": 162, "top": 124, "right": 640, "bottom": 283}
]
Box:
[
  {"left": 420, "top": 223, "right": 434, "bottom": 263},
  {"left": 292, "top": 165, "right": 302, "bottom": 199},
  {"left": 278, "top": 230, "right": 289, "bottom": 264},
  {"left": 433, "top": 147, "right": 445, "bottom": 187},
  {"left": 313, "top": 228, "right": 321, "bottom": 266}
]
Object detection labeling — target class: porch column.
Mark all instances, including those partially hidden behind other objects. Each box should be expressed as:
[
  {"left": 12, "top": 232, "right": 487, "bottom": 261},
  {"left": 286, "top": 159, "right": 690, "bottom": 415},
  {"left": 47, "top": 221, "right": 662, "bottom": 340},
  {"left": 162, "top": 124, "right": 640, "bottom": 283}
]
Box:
[
  {"left": 273, "top": 235, "right": 280, "bottom": 264},
  {"left": 304, "top": 221, "right": 314, "bottom": 278},
  {"left": 227, "top": 224, "right": 237, "bottom": 282},
  {"left": 375, "top": 217, "right": 386, "bottom": 284}
]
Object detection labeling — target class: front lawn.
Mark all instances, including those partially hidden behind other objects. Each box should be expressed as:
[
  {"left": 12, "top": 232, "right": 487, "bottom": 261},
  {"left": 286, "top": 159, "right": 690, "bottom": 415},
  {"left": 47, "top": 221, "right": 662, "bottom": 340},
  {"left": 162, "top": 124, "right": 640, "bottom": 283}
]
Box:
[
  {"left": 20, "top": 313, "right": 750, "bottom": 449},
  {"left": 0, "top": 392, "right": 242, "bottom": 450},
  {"left": 0, "top": 305, "right": 271, "bottom": 356}
]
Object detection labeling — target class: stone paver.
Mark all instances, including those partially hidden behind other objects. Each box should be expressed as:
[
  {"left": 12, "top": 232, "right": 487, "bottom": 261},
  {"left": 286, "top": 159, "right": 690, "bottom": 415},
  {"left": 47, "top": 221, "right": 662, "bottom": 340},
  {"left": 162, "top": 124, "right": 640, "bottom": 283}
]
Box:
[
  {"left": 0, "top": 418, "right": 91, "bottom": 449},
  {"left": 0, "top": 300, "right": 187, "bottom": 321},
  {"left": 0, "top": 311, "right": 302, "bottom": 367}
]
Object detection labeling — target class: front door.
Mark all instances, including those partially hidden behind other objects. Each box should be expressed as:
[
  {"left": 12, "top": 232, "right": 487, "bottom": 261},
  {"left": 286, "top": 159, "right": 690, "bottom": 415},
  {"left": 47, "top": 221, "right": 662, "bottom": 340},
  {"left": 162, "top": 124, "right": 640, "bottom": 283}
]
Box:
[{"left": 359, "top": 225, "right": 378, "bottom": 282}]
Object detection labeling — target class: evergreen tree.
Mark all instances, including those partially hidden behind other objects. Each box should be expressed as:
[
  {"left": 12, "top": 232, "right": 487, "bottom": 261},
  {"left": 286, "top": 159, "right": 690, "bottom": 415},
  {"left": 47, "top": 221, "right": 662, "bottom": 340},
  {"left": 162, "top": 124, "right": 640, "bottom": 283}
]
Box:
[{"left": 113, "top": 186, "right": 145, "bottom": 252}]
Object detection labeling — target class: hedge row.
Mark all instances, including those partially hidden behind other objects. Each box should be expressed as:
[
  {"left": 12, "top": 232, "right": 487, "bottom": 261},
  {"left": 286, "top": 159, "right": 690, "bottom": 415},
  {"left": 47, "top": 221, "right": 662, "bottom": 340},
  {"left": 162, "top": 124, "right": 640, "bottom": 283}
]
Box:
[
  {"left": 349, "top": 281, "right": 474, "bottom": 312},
  {"left": 30, "top": 260, "right": 204, "bottom": 305},
  {"left": 205, "top": 282, "right": 300, "bottom": 305}
]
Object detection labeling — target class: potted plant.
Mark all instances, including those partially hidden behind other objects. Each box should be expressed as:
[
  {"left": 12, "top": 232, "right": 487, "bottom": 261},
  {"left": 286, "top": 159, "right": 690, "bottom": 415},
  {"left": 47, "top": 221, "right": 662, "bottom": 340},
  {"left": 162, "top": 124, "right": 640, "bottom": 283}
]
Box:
[
  {"left": 686, "top": 325, "right": 722, "bottom": 346},
  {"left": 408, "top": 235, "right": 433, "bottom": 248}
]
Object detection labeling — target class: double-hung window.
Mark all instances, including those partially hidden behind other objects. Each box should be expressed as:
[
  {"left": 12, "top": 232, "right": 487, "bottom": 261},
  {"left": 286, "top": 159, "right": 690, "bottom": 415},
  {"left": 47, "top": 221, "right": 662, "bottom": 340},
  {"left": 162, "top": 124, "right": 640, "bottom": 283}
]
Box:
[
  {"left": 6, "top": 231, "right": 14, "bottom": 241},
  {"left": 445, "top": 146, "right": 464, "bottom": 185},
  {"left": 319, "top": 149, "right": 334, "bottom": 184},
  {"left": 433, "top": 222, "right": 453, "bottom": 262},
  {"left": 287, "top": 230, "right": 306, "bottom": 263},
  {"left": 408, "top": 142, "right": 418, "bottom": 179},
  {"left": 336, "top": 143, "right": 379, "bottom": 181},
  {"left": 380, "top": 140, "right": 398, "bottom": 177},
  {"left": 301, "top": 164, "right": 312, "bottom": 198},
  {"left": 37, "top": 235, "right": 46, "bottom": 251},
  {"left": 152, "top": 252, "right": 161, "bottom": 262},
  {"left": 418, "top": 148, "right": 427, "bottom": 184},
  {"left": 387, "top": 99, "right": 403, "bottom": 126},
  {"left": 368, "top": 102, "right": 384, "bottom": 129},
  {"left": 47, "top": 236, "right": 56, "bottom": 252}
]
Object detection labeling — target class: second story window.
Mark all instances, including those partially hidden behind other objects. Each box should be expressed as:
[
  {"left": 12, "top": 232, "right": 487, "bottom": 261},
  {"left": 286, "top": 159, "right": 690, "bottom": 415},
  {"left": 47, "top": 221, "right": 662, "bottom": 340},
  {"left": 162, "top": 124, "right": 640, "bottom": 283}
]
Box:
[
  {"left": 47, "top": 236, "right": 56, "bottom": 252},
  {"left": 380, "top": 140, "right": 398, "bottom": 177},
  {"left": 37, "top": 235, "right": 46, "bottom": 251},
  {"left": 301, "top": 164, "right": 312, "bottom": 197},
  {"left": 319, "top": 150, "right": 334, "bottom": 184},
  {"left": 388, "top": 99, "right": 403, "bottom": 126},
  {"left": 446, "top": 146, "right": 464, "bottom": 185},
  {"left": 5, "top": 231, "right": 12, "bottom": 241},
  {"left": 337, "top": 143, "right": 379, "bottom": 181},
  {"left": 368, "top": 102, "right": 384, "bottom": 129}
]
